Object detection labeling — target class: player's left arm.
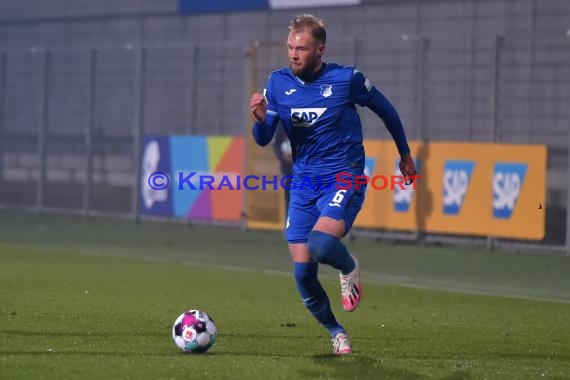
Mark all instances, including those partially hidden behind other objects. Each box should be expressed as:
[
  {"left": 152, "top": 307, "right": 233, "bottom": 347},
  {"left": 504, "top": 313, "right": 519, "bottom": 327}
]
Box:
[{"left": 350, "top": 68, "right": 417, "bottom": 183}]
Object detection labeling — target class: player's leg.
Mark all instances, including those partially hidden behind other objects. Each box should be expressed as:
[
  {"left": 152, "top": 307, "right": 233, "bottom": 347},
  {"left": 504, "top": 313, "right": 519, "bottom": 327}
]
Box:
[
  {"left": 286, "top": 190, "right": 347, "bottom": 342},
  {"left": 308, "top": 186, "right": 367, "bottom": 312},
  {"left": 289, "top": 243, "right": 346, "bottom": 339},
  {"left": 291, "top": 244, "right": 351, "bottom": 355}
]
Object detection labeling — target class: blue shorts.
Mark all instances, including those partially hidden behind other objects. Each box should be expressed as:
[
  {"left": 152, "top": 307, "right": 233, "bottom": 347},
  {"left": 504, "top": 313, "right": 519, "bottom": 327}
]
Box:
[{"left": 285, "top": 175, "right": 367, "bottom": 243}]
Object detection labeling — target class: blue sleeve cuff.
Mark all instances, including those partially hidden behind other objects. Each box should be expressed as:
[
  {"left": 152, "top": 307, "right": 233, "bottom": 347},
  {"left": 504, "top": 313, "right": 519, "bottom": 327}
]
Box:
[{"left": 252, "top": 120, "right": 276, "bottom": 147}]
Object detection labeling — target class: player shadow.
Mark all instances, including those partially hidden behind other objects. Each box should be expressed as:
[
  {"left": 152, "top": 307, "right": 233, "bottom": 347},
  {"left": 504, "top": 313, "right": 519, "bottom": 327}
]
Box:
[
  {"left": 304, "top": 348, "right": 570, "bottom": 379},
  {"left": 415, "top": 141, "right": 433, "bottom": 242},
  {"left": 301, "top": 353, "right": 426, "bottom": 379}
]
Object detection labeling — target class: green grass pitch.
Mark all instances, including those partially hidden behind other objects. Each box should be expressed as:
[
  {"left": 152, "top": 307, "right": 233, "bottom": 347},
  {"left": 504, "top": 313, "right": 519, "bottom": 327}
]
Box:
[{"left": 0, "top": 211, "right": 569, "bottom": 379}]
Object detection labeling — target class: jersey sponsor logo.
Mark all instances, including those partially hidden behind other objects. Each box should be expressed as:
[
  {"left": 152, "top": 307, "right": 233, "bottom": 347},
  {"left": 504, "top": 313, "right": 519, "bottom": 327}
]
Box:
[
  {"left": 492, "top": 162, "right": 527, "bottom": 219},
  {"left": 285, "top": 88, "right": 297, "bottom": 95},
  {"left": 320, "top": 84, "right": 333, "bottom": 98},
  {"left": 290, "top": 108, "right": 327, "bottom": 127},
  {"left": 442, "top": 160, "right": 475, "bottom": 215}
]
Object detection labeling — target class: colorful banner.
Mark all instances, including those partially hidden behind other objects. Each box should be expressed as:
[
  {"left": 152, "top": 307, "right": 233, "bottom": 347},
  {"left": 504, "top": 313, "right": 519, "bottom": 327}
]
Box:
[
  {"left": 355, "top": 141, "right": 547, "bottom": 240},
  {"left": 142, "top": 135, "right": 546, "bottom": 239},
  {"left": 140, "top": 135, "right": 244, "bottom": 222}
]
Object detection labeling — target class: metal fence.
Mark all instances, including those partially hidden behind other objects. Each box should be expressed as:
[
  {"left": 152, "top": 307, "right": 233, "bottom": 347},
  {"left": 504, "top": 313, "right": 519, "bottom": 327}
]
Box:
[{"left": 0, "top": 33, "right": 568, "bottom": 253}]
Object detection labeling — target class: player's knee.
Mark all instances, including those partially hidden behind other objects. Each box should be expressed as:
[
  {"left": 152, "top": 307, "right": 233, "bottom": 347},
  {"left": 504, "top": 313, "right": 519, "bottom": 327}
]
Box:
[{"left": 307, "top": 230, "right": 337, "bottom": 263}]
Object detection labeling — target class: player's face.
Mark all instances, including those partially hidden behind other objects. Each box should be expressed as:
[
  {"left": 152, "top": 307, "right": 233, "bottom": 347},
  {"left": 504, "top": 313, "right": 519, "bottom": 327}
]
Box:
[{"left": 287, "top": 30, "right": 324, "bottom": 78}]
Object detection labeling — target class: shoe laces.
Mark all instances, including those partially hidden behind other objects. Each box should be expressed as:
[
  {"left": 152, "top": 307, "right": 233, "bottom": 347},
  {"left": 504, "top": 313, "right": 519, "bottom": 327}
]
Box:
[{"left": 340, "top": 272, "right": 354, "bottom": 293}]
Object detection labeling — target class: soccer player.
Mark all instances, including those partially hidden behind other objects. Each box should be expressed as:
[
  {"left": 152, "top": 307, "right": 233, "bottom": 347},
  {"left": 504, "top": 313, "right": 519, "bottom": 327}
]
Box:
[{"left": 250, "top": 14, "right": 417, "bottom": 355}]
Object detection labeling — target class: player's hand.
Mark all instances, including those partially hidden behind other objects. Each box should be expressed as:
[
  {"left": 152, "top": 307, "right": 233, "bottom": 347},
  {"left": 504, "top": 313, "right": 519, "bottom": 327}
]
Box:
[
  {"left": 399, "top": 152, "right": 418, "bottom": 185},
  {"left": 250, "top": 92, "right": 267, "bottom": 124}
]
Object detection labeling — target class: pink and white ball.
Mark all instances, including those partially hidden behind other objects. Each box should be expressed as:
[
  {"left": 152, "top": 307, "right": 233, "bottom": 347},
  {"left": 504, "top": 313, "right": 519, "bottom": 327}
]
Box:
[{"left": 172, "top": 310, "right": 217, "bottom": 353}]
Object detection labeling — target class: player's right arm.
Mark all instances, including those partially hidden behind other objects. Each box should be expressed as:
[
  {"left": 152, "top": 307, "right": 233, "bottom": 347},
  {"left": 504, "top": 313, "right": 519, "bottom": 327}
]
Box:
[
  {"left": 349, "top": 67, "right": 417, "bottom": 184},
  {"left": 251, "top": 75, "right": 280, "bottom": 147}
]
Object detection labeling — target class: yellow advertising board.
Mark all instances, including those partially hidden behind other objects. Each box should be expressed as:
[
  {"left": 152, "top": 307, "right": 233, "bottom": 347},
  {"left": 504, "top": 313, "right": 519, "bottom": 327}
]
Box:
[
  {"left": 356, "top": 140, "right": 389, "bottom": 229},
  {"left": 488, "top": 144, "right": 547, "bottom": 239},
  {"left": 355, "top": 141, "right": 546, "bottom": 240}
]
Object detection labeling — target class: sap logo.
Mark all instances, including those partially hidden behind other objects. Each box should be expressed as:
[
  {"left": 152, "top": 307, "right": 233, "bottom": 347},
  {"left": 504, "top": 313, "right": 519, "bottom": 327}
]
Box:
[
  {"left": 393, "top": 159, "right": 420, "bottom": 212},
  {"left": 363, "top": 158, "right": 376, "bottom": 194},
  {"left": 493, "top": 163, "right": 527, "bottom": 219},
  {"left": 290, "top": 108, "right": 326, "bottom": 128},
  {"left": 442, "top": 160, "right": 475, "bottom": 215}
]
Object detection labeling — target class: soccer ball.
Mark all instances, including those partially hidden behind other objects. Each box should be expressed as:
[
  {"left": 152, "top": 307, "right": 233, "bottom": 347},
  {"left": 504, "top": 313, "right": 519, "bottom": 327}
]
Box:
[{"left": 172, "top": 310, "right": 217, "bottom": 353}]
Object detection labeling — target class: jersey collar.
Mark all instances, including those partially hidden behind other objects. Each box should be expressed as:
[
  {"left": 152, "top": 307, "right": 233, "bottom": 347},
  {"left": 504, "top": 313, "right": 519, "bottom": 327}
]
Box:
[{"left": 293, "top": 62, "right": 327, "bottom": 84}]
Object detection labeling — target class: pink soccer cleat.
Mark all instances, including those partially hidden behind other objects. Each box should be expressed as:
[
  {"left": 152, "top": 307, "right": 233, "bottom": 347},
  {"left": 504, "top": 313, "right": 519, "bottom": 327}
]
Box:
[
  {"left": 340, "top": 254, "right": 362, "bottom": 312},
  {"left": 332, "top": 333, "right": 352, "bottom": 355}
]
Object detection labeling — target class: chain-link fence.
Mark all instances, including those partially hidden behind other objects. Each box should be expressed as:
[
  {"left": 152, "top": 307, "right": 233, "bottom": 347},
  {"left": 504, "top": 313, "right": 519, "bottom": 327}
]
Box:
[{"left": 0, "top": 33, "right": 568, "bottom": 253}]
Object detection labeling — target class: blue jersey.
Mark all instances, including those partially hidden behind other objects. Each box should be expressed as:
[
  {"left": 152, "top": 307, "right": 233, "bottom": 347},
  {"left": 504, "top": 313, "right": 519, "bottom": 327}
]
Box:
[{"left": 253, "top": 63, "right": 409, "bottom": 178}]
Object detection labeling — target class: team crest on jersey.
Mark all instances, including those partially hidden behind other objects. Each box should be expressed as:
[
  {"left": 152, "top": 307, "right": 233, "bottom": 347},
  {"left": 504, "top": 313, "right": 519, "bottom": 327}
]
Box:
[{"left": 320, "top": 84, "right": 333, "bottom": 98}]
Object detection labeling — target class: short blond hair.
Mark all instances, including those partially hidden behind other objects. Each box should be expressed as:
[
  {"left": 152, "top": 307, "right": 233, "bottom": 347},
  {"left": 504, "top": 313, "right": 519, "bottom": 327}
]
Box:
[{"left": 289, "top": 14, "right": 326, "bottom": 45}]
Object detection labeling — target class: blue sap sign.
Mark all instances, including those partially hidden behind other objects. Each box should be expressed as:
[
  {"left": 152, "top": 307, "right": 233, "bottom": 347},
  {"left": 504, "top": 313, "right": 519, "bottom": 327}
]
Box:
[
  {"left": 442, "top": 160, "right": 475, "bottom": 215},
  {"left": 393, "top": 159, "right": 421, "bottom": 213},
  {"left": 492, "top": 163, "right": 527, "bottom": 219},
  {"left": 363, "top": 157, "right": 376, "bottom": 194}
]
